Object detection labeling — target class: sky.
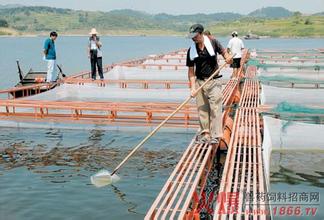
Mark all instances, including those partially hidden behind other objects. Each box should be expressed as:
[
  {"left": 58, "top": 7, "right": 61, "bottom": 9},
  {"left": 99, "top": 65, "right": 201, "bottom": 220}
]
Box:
[{"left": 0, "top": 0, "right": 323, "bottom": 15}]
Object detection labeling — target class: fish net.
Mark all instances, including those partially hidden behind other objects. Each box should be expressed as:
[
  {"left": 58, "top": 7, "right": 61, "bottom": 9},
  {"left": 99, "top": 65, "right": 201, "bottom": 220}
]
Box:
[
  {"left": 143, "top": 59, "right": 186, "bottom": 65},
  {"left": 107, "top": 65, "right": 233, "bottom": 81},
  {"left": 256, "top": 49, "right": 321, "bottom": 54},
  {"left": 260, "top": 84, "right": 324, "bottom": 105},
  {"left": 257, "top": 55, "right": 324, "bottom": 59},
  {"left": 24, "top": 84, "right": 192, "bottom": 103},
  {"left": 263, "top": 102, "right": 324, "bottom": 123},
  {"left": 258, "top": 66, "right": 324, "bottom": 77},
  {"left": 106, "top": 65, "right": 188, "bottom": 81},
  {"left": 20, "top": 62, "right": 232, "bottom": 103},
  {"left": 257, "top": 75, "right": 324, "bottom": 88},
  {"left": 247, "top": 59, "right": 323, "bottom": 71},
  {"left": 258, "top": 50, "right": 324, "bottom": 186},
  {"left": 270, "top": 101, "right": 324, "bottom": 115},
  {"left": 262, "top": 116, "right": 324, "bottom": 186}
]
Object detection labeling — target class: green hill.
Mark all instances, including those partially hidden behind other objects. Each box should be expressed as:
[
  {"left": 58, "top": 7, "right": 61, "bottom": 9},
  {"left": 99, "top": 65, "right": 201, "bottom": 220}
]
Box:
[
  {"left": 0, "top": 6, "right": 241, "bottom": 35},
  {"left": 0, "top": 4, "right": 24, "bottom": 9},
  {"left": 208, "top": 16, "right": 324, "bottom": 37},
  {"left": 0, "top": 6, "right": 323, "bottom": 37},
  {"left": 313, "top": 12, "right": 324, "bottom": 16},
  {"left": 248, "top": 7, "right": 293, "bottom": 18}
]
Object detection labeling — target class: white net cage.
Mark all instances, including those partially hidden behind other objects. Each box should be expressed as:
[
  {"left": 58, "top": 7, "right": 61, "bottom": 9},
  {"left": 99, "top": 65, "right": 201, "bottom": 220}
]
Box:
[
  {"left": 261, "top": 84, "right": 324, "bottom": 105},
  {"left": 262, "top": 116, "right": 324, "bottom": 185}
]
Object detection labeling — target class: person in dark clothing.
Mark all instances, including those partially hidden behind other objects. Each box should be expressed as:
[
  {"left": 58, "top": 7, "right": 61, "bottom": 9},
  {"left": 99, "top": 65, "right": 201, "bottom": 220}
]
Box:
[
  {"left": 186, "top": 24, "right": 232, "bottom": 146},
  {"left": 88, "top": 28, "right": 104, "bottom": 80}
]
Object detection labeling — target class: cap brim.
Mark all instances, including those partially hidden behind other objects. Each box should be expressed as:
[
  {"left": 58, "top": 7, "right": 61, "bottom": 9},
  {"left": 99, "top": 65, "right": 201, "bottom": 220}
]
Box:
[{"left": 187, "top": 32, "right": 198, "bottom": 39}]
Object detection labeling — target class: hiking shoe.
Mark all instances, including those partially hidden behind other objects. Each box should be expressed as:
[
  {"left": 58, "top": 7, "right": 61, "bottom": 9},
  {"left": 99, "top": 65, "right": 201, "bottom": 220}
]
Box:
[
  {"left": 195, "top": 135, "right": 210, "bottom": 144},
  {"left": 210, "top": 138, "right": 220, "bottom": 145}
]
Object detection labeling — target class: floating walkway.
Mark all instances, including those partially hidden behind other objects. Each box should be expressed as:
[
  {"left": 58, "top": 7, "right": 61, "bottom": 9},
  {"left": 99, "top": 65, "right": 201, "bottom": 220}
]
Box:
[
  {"left": 146, "top": 48, "right": 324, "bottom": 220},
  {"left": 145, "top": 76, "right": 240, "bottom": 219},
  {"left": 214, "top": 66, "right": 267, "bottom": 220},
  {"left": 145, "top": 53, "right": 245, "bottom": 219}
]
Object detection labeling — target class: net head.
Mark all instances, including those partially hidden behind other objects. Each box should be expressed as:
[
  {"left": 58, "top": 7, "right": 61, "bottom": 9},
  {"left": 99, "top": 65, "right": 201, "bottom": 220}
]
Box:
[{"left": 91, "top": 170, "right": 120, "bottom": 187}]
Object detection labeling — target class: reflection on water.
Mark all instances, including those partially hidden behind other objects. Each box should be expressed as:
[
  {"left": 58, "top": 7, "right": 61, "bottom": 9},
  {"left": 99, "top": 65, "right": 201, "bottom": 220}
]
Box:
[
  {"left": 270, "top": 151, "right": 324, "bottom": 219},
  {"left": 88, "top": 129, "right": 105, "bottom": 142},
  {"left": 111, "top": 185, "right": 139, "bottom": 214},
  {"left": 0, "top": 127, "right": 193, "bottom": 220},
  {"left": 271, "top": 166, "right": 324, "bottom": 188},
  {"left": 271, "top": 151, "right": 324, "bottom": 188},
  {"left": 0, "top": 145, "right": 181, "bottom": 176}
]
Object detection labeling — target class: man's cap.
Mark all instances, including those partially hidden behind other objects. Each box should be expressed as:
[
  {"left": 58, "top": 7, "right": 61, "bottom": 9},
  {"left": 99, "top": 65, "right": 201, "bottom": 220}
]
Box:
[
  {"left": 188, "top": 24, "right": 204, "bottom": 38},
  {"left": 232, "top": 31, "right": 238, "bottom": 36}
]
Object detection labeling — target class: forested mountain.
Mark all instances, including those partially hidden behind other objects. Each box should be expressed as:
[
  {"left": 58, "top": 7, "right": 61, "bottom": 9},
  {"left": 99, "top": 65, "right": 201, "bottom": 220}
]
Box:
[
  {"left": 0, "top": 6, "right": 323, "bottom": 37},
  {"left": 248, "top": 7, "right": 293, "bottom": 18}
]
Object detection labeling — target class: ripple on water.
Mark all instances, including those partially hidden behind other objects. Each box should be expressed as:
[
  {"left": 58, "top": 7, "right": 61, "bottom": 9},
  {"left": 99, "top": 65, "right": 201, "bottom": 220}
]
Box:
[
  {"left": 0, "top": 128, "right": 194, "bottom": 219},
  {"left": 270, "top": 151, "right": 324, "bottom": 187}
]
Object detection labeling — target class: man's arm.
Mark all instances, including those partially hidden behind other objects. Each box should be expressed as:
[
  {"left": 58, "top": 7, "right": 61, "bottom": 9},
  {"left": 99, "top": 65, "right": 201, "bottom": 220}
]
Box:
[
  {"left": 87, "top": 39, "right": 92, "bottom": 58},
  {"left": 214, "top": 39, "right": 232, "bottom": 64},
  {"left": 222, "top": 49, "right": 232, "bottom": 64},
  {"left": 87, "top": 46, "right": 91, "bottom": 58},
  {"left": 96, "top": 40, "right": 102, "bottom": 49},
  {"left": 95, "top": 37, "right": 102, "bottom": 49},
  {"left": 43, "top": 39, "right": 49, "bottom": 56},
  {"left": 226, "top": 39, "right": 231, "bottom": 54},
  {"left": 186, "top": 49, "right": 196, "bottom": 97},
  {"left": 188, "top": 67, "right": 196, "bottom": 97}
]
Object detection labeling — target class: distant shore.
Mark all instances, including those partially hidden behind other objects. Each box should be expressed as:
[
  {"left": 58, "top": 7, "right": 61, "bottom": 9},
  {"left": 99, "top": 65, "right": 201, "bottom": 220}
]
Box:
[
  {"left": 1, "top": 33, "right": 324, "bottom": 38},
  {"left": 0, "top": 32, "right": 185, "bottom": 38}
]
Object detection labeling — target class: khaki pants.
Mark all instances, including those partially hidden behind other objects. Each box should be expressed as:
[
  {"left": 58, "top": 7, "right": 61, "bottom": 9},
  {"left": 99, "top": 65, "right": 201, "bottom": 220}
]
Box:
[{"left": 196, "top": 78, "right": 223, "bottom": 139}]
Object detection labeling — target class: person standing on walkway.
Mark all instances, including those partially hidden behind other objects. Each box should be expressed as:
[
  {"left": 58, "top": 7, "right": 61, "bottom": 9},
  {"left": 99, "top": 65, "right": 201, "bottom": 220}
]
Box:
[
  {"left": 186, "top": 24, "right": 232, "bottom": 145},
  {"left": 88, "top": 28, "right": 104, "bottom": 80},
  {"left": 227, "top": 31, "right": 244, "bottom": 78},
  {"left": 43, "top": 31, "right": 58, "bottom": 82}
]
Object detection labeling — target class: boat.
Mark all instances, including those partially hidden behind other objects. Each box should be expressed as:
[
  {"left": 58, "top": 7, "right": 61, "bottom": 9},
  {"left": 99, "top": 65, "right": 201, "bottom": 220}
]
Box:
[
  {"left": 243, "top": 33, "right": 260, "bottom": 40},
  {"left": 11, "top": 60, "right": 65, "bottom": 98}
]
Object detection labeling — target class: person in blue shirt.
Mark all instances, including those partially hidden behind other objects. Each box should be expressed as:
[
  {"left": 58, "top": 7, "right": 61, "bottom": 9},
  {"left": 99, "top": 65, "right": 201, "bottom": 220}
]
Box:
[{"left": 43, "top": 31, "right": 58, "bottom": 82}]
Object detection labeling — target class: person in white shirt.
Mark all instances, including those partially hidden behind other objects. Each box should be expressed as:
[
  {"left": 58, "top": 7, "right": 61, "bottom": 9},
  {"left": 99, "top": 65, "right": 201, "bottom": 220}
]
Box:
[
  {"left": 88, "top": 28, "right": 104, "bottom": 80},
  {"left": 227, "top": 31, "right": 244, "bottom": 78}
]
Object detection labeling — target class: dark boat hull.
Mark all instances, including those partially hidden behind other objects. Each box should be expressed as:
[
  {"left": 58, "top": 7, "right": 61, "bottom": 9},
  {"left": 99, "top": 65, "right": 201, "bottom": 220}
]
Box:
[
  {"left": 9, "top": 71, "right": 57, "bottom": 98},
  {"left": 9, "top": 83, "right": 57, "bottom": 98}
]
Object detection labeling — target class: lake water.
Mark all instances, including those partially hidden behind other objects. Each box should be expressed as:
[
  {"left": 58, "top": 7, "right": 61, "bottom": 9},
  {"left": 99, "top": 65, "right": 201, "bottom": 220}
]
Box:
[
  {"left": 270, "top": 151, "right": 324, "bottom": 220},
  {"left": 0, "top": 36, "right": 324, "bottom": 220},
  {"left": 0, "top": 36, "right": 323, "bottom": 89}
]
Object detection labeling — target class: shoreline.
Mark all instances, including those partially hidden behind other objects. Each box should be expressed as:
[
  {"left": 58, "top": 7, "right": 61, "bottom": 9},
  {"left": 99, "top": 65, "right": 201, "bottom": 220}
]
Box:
[
  {"left": 0, "top": 33, "right": 185, "bottom": 38},
  {"left": 1, "top": 33, "right": 324, "bottom": 39}
]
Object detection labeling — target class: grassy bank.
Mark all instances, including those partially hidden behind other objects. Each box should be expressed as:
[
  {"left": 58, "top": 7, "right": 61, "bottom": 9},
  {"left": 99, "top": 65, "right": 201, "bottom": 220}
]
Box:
[
  {"left": 209, "top": 16, "right": 324, "bottom": 37},
  {"left": 0, "top": 27, "right": 18, "bottom": 36}
]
